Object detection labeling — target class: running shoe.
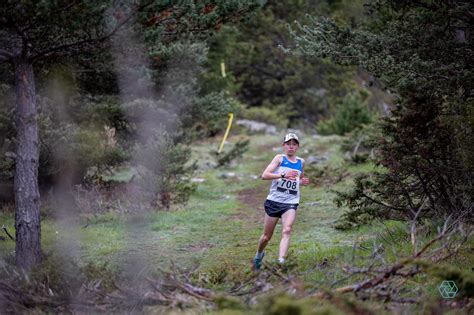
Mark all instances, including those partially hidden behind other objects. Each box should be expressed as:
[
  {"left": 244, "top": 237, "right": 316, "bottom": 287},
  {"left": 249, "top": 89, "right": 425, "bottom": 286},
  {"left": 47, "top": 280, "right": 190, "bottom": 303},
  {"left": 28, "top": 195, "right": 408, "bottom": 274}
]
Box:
[{"left": 252, "top": 252, "right": 265, "bottom": 271}]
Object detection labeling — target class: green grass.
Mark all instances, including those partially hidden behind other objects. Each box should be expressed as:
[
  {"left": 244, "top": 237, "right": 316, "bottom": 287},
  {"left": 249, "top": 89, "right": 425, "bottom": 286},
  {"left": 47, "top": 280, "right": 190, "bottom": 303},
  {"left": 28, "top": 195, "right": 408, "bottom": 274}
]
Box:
[
  {"left": 0, "top": 134, "right": 421, "bottom": 271},
  {"left": 1, "top": 133, "right": 472, "bottom": 314}
]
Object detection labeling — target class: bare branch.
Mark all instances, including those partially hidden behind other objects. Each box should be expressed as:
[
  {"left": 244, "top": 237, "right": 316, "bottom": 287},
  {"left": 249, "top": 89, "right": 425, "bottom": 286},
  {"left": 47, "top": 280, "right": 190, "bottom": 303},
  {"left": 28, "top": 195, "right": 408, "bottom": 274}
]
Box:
[
  {"left": 0, "top": 49, "right": 13, "bottom": 59},
  {"left": 30, "top": 1, "right": 154, "bottom": 62},
  {"left": 2, "top": 224, "right": 15, "bottom": 240},
  {"left": 5, "top": 18, "right": 31, "bottom": 58},
  {"left": 410, "top": 206, "right": 424, "bottom": 255},
  {"left": 22, "top": 1, "right": 81, "bottom": 33},
  {"left": 360, "top": 191, "right": 406, "bottom": 212},
  {"left": 31, "top": 16, "right": 131, "bottom": 61},
  {"left": 315, "top": 213, "right": 473, "bottom": 301}
]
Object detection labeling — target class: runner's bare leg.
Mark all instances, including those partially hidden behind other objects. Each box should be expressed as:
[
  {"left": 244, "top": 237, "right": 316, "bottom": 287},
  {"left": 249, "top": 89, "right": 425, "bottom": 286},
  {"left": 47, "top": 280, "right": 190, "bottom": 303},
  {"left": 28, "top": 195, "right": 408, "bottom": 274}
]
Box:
[
  {"left": 257, "top": 214, "right": 279, "bottom": 253},
  {"left": 279, "top": 209, "right": 296, "bottom": 259}
]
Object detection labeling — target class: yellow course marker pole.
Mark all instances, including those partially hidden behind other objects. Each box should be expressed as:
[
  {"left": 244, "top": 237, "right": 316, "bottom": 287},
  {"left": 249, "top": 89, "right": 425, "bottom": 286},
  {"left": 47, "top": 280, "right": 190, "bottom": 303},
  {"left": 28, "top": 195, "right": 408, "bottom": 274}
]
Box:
[
  {"left": 218, "top": 112, "right": 234, "bottom": 154},
  {"left": 217, "top": 60, "right": 231, "bottom": 153},
  {"left": 220, "top": 60, "right": 226, "bottom": 78}
]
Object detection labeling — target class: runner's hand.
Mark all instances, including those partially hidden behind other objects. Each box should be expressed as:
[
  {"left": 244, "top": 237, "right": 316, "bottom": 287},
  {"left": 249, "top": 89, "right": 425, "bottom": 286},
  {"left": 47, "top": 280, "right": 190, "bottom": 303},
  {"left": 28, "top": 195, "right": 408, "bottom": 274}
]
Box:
[
  {"left": 284, "top": 170, "right": 299, "bottom": 181},
  {"left": 300, "top": 177, "right": 310, "bottom": 186}
]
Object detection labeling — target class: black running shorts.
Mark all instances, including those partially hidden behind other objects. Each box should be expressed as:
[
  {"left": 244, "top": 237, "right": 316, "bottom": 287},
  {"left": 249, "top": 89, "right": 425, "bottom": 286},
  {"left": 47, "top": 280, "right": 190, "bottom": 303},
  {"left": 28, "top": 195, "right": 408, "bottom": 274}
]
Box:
[{"left": 264, "top": 199, "right": 298, "bottom": 218}]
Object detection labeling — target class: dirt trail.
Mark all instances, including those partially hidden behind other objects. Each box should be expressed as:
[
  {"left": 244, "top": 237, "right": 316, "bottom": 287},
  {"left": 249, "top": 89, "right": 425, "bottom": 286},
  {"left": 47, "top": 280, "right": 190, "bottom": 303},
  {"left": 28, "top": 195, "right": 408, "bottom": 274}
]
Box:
[
  {"left": 235, "top": 184, "right": 268, "bottom": 224},
  {"left": 237, "top": 185, "right": 267, "bottom": 210},
  {"left": 234, "top": 139, "right": 277, "bottom": 224}
]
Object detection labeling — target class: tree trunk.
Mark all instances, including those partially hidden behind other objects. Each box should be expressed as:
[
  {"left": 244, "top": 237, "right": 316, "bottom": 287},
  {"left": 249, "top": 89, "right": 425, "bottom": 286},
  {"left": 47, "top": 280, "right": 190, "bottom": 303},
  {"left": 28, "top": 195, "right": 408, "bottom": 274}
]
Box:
[{"left": 14, "top": 60, "right": 41, "bottom": 270}]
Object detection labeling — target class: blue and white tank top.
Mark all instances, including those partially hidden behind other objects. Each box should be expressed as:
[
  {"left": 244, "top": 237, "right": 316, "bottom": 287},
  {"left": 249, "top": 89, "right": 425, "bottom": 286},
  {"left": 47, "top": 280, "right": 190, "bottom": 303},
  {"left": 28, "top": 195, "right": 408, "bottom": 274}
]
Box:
[{"left": 266, "top": 155, "right": 303, "bottom": 204}]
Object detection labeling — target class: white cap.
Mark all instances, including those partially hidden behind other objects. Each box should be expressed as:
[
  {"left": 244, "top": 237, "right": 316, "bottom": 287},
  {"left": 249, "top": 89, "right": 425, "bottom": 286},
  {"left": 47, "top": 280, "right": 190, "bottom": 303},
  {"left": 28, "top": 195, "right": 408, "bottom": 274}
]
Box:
[{"left": 283, "top": 133, "right": 299, "bottom": 144}]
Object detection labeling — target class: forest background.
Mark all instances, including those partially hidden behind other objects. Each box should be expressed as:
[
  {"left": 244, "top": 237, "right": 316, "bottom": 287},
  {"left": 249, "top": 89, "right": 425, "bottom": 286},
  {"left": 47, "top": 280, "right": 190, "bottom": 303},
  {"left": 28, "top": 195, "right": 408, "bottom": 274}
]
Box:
[{"left": 0, "top": 0, "right": 472, "bottom": 314}]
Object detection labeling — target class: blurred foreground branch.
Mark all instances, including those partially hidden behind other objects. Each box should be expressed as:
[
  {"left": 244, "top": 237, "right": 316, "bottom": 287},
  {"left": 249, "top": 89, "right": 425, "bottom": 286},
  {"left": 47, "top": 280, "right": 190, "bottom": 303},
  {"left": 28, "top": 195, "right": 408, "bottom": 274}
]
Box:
[{"left": 315, "top": 209, "right": 473, "bottom": 303}]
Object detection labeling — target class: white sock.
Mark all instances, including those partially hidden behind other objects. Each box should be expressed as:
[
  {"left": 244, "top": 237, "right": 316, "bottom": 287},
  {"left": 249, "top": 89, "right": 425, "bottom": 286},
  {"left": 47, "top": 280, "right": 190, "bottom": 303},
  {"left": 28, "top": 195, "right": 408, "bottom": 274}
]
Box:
[
  {"left": 278, "top": 257, "right": 285, "bottom": 264},
  {"left": 255, "top": 251, "right": 264, "bottom": 259}
]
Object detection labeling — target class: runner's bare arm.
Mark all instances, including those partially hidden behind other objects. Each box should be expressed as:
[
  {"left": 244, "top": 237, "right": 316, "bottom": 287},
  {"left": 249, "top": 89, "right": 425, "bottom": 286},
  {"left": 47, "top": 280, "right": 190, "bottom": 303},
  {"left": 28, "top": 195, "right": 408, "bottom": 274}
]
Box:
[
  {"left": 300, "top": 158, "right": 305, "bottom": 179},
  {"left": 261, "top": 154, "right": 283, "bottom": 180},
  {"left": 300, "top": 158, "right": 310, "bottom": 185}
]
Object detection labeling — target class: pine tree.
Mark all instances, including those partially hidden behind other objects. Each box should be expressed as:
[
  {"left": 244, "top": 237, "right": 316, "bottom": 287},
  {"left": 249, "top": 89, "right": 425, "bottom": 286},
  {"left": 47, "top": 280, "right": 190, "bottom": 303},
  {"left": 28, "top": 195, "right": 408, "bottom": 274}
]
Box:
[
  {"left": 202, "top": 0, "right": 364, "bottom": 125},
  {"left": 290, "top": 0, "right": 473, "bottom": 223},
  {"left": 0, "top": 0, "right": 263, "bottom": 270}
]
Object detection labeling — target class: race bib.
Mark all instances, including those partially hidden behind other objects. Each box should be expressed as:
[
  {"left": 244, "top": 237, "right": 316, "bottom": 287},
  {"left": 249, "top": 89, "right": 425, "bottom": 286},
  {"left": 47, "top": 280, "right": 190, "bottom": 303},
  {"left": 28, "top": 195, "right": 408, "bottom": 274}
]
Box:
[{"left": 276, "top": 178, "right": 298, "bottom": 195}]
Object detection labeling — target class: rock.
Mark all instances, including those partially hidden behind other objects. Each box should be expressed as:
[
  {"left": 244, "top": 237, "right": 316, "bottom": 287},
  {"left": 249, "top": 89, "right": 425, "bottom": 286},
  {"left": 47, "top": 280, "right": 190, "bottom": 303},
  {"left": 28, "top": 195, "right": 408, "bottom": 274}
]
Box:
[
  {"left": 250, "top": 175, "right": 259, "bottom": 180},
  {"left": 201, "top": 161, "right": 218, "bottom": 170},
  {"left": 288, "top": 129, "right": 303, "bottom": 137},
  {"left": 219, "top": 172, "right": 236, "bottom": 179},
  {"left": 306, "top": 155, "right": 326, "bottom": 165},
  {"left": 236, "top": 119, "right": 278, "bottom": 135},
  {"left": 382, "top": 101, "right": 391, "bottom": 115},
  {"left": 305, "top": 201, "right": 321, "bottom": 207},
  {"left": 190, "top": 178, "right": 206, "bottom": 183}
]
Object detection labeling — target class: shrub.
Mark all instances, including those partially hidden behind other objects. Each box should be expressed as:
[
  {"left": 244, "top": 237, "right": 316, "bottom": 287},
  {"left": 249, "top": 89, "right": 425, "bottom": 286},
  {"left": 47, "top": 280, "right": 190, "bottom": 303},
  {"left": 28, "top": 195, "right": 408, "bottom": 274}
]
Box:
[
  {"left": 135, "top": 131, "right": 197, "bottom": 210},
  {"left": 182, "top": 92, "right": 242, "bottom": 138},
  {"left": 214, "top": 139, "right": 250, "bottom": 167},
  {"left": 241, "top": 106, "right": 288, "bottom": 128},
  {"left": 317, "top": 91, "right": 372, "bottom": 136},
  {"left": 39, "top": 119, "right": 129, "bottom": 185},
  {"left": 341, "top": 123, "right": 380, "bottom": 164}
]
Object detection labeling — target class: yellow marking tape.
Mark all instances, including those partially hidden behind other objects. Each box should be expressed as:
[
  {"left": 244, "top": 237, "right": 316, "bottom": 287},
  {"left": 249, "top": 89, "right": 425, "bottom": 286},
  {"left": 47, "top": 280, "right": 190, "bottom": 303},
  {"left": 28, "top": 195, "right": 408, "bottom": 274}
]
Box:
[{"left": 218, "top": 112, "right": 233, "bottom": 154}]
